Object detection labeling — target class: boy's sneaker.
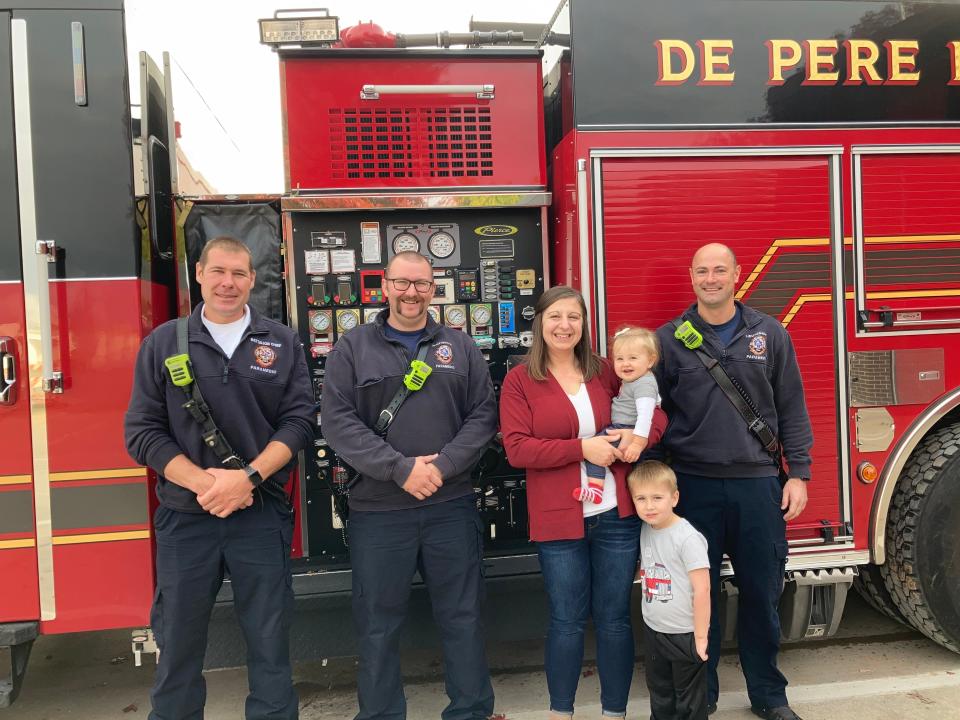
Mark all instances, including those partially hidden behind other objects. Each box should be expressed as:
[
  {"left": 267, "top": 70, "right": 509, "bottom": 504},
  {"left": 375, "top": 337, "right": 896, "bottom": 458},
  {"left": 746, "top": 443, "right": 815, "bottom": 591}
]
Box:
[{"left": 751, "top": 705, "right": 802, "bottom": 720}]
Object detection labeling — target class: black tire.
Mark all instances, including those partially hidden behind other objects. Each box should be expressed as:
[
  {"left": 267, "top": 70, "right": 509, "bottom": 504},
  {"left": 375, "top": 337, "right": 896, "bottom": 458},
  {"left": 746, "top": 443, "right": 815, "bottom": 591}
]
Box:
[
  {"left": 853, "top": 563, "right": 908, "bottom": 626},
  {"left": 880, "top": 422, "right": 960, "bottom": 653}
]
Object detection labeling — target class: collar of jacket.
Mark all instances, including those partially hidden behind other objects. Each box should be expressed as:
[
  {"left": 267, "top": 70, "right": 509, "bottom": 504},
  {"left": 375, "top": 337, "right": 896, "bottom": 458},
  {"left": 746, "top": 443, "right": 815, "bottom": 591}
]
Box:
[
  {"left": 681, "top": 300, "right": 764, "bottom": 333},
  {"left": 187, "top": 302, "right": 269, "bottom": 350},
  {"left": 374, "top": 307, "right": 443, "bottom": 343}
]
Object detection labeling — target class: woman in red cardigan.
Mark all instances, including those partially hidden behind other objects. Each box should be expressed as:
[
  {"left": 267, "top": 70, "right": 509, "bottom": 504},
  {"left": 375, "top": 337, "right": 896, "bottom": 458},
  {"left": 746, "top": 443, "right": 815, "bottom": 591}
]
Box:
[{"left": 500, "top": 285, "right": 666, "bottom": 720}]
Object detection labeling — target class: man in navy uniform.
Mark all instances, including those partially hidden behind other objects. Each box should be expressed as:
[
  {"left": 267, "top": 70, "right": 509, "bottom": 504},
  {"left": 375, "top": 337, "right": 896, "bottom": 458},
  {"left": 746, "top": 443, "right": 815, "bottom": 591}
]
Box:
[
  {"left": 655, "top": 243, "right": 813, "bottom": 720},
  {"left": 322, "top": 251, "right": 498, "bottom": 720},
  {"left": 126, "top": 236, "right": 314, "bottom": 720}
]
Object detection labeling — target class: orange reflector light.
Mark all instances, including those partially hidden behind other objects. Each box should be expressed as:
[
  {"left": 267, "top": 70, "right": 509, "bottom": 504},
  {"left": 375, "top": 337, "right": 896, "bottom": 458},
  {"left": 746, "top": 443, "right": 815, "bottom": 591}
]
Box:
[{"left": 858, "top": 461, "right": 879, "bottom": 484}]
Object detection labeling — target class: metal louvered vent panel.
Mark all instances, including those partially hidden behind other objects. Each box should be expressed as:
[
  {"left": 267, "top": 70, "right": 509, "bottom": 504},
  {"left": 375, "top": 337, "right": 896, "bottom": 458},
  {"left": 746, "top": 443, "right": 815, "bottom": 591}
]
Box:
[{"left": 328, "top": 106, "right": 494, "bottom": 180}]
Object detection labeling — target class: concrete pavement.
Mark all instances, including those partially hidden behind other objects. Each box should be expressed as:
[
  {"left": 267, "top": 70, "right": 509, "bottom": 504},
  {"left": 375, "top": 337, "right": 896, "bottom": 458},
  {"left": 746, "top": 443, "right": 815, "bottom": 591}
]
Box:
[{"left": 7, "top": 593, "right": 960, "bottom": 719}]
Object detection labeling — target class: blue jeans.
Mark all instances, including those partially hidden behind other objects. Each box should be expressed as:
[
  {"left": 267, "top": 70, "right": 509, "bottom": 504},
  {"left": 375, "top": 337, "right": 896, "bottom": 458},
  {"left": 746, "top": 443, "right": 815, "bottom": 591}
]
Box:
[{"left": 536, "top": 508, "right": 641, "bottom": 717}]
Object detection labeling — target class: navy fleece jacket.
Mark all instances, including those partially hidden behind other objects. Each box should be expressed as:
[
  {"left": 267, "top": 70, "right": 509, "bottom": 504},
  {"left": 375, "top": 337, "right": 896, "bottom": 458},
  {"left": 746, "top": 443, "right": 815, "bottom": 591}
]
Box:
[
  {"left": 125, "top": 304, "right": 315, "bottom": 512},
  {"left": 655, "top": 301, "right": 813, "bottom": 479},
  {"left": 320, "top": 310, "right": 497, "bottom": 511}
]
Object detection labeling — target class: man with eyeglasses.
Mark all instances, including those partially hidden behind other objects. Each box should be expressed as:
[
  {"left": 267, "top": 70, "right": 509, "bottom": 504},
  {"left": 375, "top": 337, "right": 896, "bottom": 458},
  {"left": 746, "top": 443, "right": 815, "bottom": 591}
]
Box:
[{"left": 322, "top": 251, "right": 498, "bottom": 720}]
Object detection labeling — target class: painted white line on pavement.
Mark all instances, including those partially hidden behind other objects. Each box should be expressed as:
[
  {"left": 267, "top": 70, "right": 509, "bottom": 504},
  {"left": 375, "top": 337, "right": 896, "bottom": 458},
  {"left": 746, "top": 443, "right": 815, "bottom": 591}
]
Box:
[{"left": 752, "top": 665, "right": 960, "bottom": 706}]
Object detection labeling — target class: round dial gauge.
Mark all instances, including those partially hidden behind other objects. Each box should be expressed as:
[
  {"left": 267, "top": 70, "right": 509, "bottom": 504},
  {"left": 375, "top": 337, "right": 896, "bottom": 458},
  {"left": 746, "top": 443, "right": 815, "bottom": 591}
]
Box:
[
  {"left": 471, "top": 305, "right": 492, "bottom": 325},
  {"left": 338, "top": 312, "right": 359, "bottom": 331},
  {"left": 427, "top": 231, "right": 456, "bottom": 259},
  {"left": 445, "top": 307, "right": 466, "bottom": 326},
  {"left": 427, "top": 306, "right": 441, "bottom": 323},
  {"left": 392, "top": 233, "right": 420, "bottom": 254},
  {"left": 310, "top": 311, "right": 331, "bottom": 333}
]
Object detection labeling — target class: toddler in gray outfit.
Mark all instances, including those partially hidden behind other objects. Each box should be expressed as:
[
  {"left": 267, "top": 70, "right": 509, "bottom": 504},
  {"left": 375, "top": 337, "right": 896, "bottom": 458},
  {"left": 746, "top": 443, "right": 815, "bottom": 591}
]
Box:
[{"left": 575, "top": 327, "right": 660, "bottom": 504}]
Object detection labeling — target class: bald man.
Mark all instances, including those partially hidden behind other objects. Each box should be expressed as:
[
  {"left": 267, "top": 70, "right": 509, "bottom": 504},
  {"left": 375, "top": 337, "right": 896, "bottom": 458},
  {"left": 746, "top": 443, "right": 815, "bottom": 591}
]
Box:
[{"left": 654, "top": 243, "right": 812, "bottom": 720}]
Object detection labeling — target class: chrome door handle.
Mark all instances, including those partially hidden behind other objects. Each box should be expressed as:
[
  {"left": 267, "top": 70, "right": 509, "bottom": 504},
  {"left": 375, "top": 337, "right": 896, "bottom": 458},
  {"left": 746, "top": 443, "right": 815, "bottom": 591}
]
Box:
[
  {"left": 0, "top": 337, "right": 17, "bottom": 406},
  {"left": 360, "top": 83, "right": 494, "bottom": 100}
]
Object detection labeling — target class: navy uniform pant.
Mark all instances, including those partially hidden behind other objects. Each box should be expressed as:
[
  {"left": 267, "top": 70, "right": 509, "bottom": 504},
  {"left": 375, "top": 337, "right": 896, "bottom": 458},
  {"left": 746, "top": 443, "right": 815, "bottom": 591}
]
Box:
[
  {"left": 149, "top": 497, "right": 297, "bottom": 720},
  {"left": 348, "top": 495, "right": 494, "bottom": 720},
  {"left": 675, "top": 474, "right": 789, "bottom": 710}
]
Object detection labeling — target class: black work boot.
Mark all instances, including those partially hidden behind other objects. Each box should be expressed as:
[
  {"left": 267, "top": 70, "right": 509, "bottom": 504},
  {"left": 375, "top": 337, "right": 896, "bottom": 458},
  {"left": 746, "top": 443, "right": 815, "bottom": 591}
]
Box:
[{"left": 751, "top": 705, "right": 803, "bottom": 720}]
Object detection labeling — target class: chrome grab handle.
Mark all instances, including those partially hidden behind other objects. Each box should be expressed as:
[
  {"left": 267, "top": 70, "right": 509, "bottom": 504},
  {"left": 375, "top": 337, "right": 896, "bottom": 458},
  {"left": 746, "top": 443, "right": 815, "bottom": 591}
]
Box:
[
  {"left": 35, "top": 241, "right": 63, "bottom": 394},
  {"left": 862, "top": 318, "right": 960, "bottom": 328},
  {"left": 860, "top": 304, "right": 960, "bottom": 330},
  {"left": 0, "top": 337, "right": 17, "bottom": 405},
  {"left": 360, "top": 84, "right": 494, "bottom": 100}
]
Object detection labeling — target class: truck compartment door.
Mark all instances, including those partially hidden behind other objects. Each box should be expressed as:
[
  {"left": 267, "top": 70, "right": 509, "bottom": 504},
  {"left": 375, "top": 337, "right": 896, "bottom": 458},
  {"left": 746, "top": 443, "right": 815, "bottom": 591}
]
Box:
[{"left": 593, "top": 149, "right": 847, "bottom": 545}]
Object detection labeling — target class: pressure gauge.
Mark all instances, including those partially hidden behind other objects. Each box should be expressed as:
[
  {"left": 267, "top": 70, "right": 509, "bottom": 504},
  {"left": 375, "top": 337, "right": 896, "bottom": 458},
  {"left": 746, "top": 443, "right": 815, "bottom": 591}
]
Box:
[
  {"left": 392, "top": 233, "right": 420, "bottom": 254},
  {"left": 336, "top": 308, "right": 360, "bottom": 333},
  {"left": 471, "top": 304, "right": 492, "bottom": 326},
  {"left": 444, "top": 305, "right": 467, "bottom": 328},
  {"left": 428, "top": 231, "right": 456, "bottom": 259},
  {"left": 309, "top": 310, "right": 332, "bottom": 333},
  {"left": 427, "top": 305, "right": 441, "bottom": 324}
]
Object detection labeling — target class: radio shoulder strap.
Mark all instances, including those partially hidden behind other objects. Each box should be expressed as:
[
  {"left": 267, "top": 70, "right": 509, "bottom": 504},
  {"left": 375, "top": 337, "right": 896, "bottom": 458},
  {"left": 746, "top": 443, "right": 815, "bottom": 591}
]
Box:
[
  {"left": 173, "top": 317, "right": 289, "bottom": 504},
  {"left": 670, "top": 318, "right": 781, "bottom": 459},
  {"left": 373, "top": 341, "right": 432, "bottom": 437}
]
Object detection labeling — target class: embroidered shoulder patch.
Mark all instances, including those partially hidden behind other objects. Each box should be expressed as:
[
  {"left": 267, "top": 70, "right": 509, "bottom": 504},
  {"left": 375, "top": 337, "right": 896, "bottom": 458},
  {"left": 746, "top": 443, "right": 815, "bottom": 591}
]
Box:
[
  {"left": 254, "top": 345, "right": 277, "bottom": 368},
  {"left": 434, "top": 342, "right": 454, "bottom": 366},
  {"left": 746, "top": 331, "right": 767, "bottom": 360}
]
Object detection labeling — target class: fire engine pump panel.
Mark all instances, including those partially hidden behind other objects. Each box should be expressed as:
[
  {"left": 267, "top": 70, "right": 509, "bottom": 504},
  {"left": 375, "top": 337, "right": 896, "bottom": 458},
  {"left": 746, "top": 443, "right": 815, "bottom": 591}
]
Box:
[
  {"left": 290, "top": 210, "right": 544, "bottom": 565},
  {"left": 274, "top": 39, "right": 549, "bottom": 568}
]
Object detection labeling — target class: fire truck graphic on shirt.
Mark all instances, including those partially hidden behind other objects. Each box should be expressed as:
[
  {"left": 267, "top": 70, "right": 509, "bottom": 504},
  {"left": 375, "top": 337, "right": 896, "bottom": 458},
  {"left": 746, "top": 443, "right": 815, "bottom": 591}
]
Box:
[{"left": 638, "top": 562, "right": 673, "bottom": 603}]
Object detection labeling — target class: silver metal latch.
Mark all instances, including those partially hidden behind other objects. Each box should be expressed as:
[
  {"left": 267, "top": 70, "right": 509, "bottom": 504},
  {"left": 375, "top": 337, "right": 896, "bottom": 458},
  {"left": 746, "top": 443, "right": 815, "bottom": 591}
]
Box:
[
  {"left": 131, "top": 628, "right": 159, "bottom": 667},
  {"left": 0, "top": 337, "right": 17, "bottom": 406},
  {"left": 36, "top": 240, "right": 58, "bottom": 261},
  {"left": 41, "top": 373, "right": 64, "bottom": 394}
]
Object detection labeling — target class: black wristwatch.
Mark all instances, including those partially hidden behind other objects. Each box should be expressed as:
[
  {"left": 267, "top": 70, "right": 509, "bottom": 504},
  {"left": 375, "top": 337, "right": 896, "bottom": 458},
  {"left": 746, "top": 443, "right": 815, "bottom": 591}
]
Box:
[{"left": 243, "top": 464, "right": 264, "bottom": 488}]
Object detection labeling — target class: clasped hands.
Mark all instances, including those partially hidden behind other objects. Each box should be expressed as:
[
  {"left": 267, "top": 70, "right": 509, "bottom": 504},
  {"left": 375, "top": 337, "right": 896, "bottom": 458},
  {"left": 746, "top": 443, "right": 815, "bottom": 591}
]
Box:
[
  {"left": 402, "top": 453, "right": 444, "bottom": 500},
  {"left": 196, "top": 467, "right": 255, "bottom": 518}
]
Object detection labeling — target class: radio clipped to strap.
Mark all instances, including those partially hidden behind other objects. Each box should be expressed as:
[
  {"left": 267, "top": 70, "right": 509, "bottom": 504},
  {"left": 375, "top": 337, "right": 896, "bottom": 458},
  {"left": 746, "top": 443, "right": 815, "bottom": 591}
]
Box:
[
  {"left": 164, "top": 353, "right": 194, "bottom": 386},
  {"left": 673, "top": 320, "right": 704, "bottom": 350},
  {"left": 374, "top": 343, "right": 432, "bottom": 437},
  {"left": 404, "top": 359, "right": 432, "bottom": 391}
]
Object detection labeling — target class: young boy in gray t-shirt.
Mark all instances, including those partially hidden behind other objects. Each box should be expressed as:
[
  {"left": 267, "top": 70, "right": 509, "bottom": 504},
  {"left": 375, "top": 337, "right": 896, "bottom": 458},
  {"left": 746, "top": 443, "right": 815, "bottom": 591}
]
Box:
[{"left": 630, "top": 460, "right": 711, "bottom": 720}]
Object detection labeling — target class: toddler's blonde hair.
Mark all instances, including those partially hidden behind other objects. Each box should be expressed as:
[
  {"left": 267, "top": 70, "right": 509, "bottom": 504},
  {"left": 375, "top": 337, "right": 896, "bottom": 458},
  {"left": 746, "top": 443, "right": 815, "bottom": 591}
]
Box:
[{"left": 611, "top": 326, "right": 659, "bottom": 364}]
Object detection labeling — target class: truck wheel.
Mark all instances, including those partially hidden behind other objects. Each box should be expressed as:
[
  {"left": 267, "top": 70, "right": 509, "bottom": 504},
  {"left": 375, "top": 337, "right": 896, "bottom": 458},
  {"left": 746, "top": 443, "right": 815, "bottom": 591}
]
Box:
[
  {"left": 881, "top": 422, "right": 960, "bottom": 652},
  {"left": 853, "top": 563, "right": 907, "bottom": 625}
]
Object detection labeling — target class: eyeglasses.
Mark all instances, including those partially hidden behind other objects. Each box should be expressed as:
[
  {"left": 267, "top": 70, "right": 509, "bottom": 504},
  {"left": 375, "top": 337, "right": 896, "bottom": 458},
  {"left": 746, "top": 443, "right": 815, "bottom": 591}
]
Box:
[{"left": 386, "top": 277, "right": 434, "bottom": 293}]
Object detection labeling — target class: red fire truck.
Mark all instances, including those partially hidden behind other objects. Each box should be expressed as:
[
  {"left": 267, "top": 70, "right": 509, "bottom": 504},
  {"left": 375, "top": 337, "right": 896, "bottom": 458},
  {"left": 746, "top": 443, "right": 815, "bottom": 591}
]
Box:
[{"left": 2, "top": 0, "right": 960, "bottom": 707}]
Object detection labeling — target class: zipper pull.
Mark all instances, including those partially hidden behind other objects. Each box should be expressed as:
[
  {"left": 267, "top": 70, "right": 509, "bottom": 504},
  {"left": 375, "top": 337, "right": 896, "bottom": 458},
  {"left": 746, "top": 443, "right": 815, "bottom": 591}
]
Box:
[{"left": 221, "top": 364, "right": 229, "bottom": 384}]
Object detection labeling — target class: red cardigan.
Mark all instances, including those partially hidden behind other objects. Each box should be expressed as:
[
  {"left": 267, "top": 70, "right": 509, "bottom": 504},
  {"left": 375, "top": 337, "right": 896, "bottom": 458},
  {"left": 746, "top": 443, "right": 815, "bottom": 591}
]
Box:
[{"left": 499, "top": 359, "right": 666, "bottom": 542}]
